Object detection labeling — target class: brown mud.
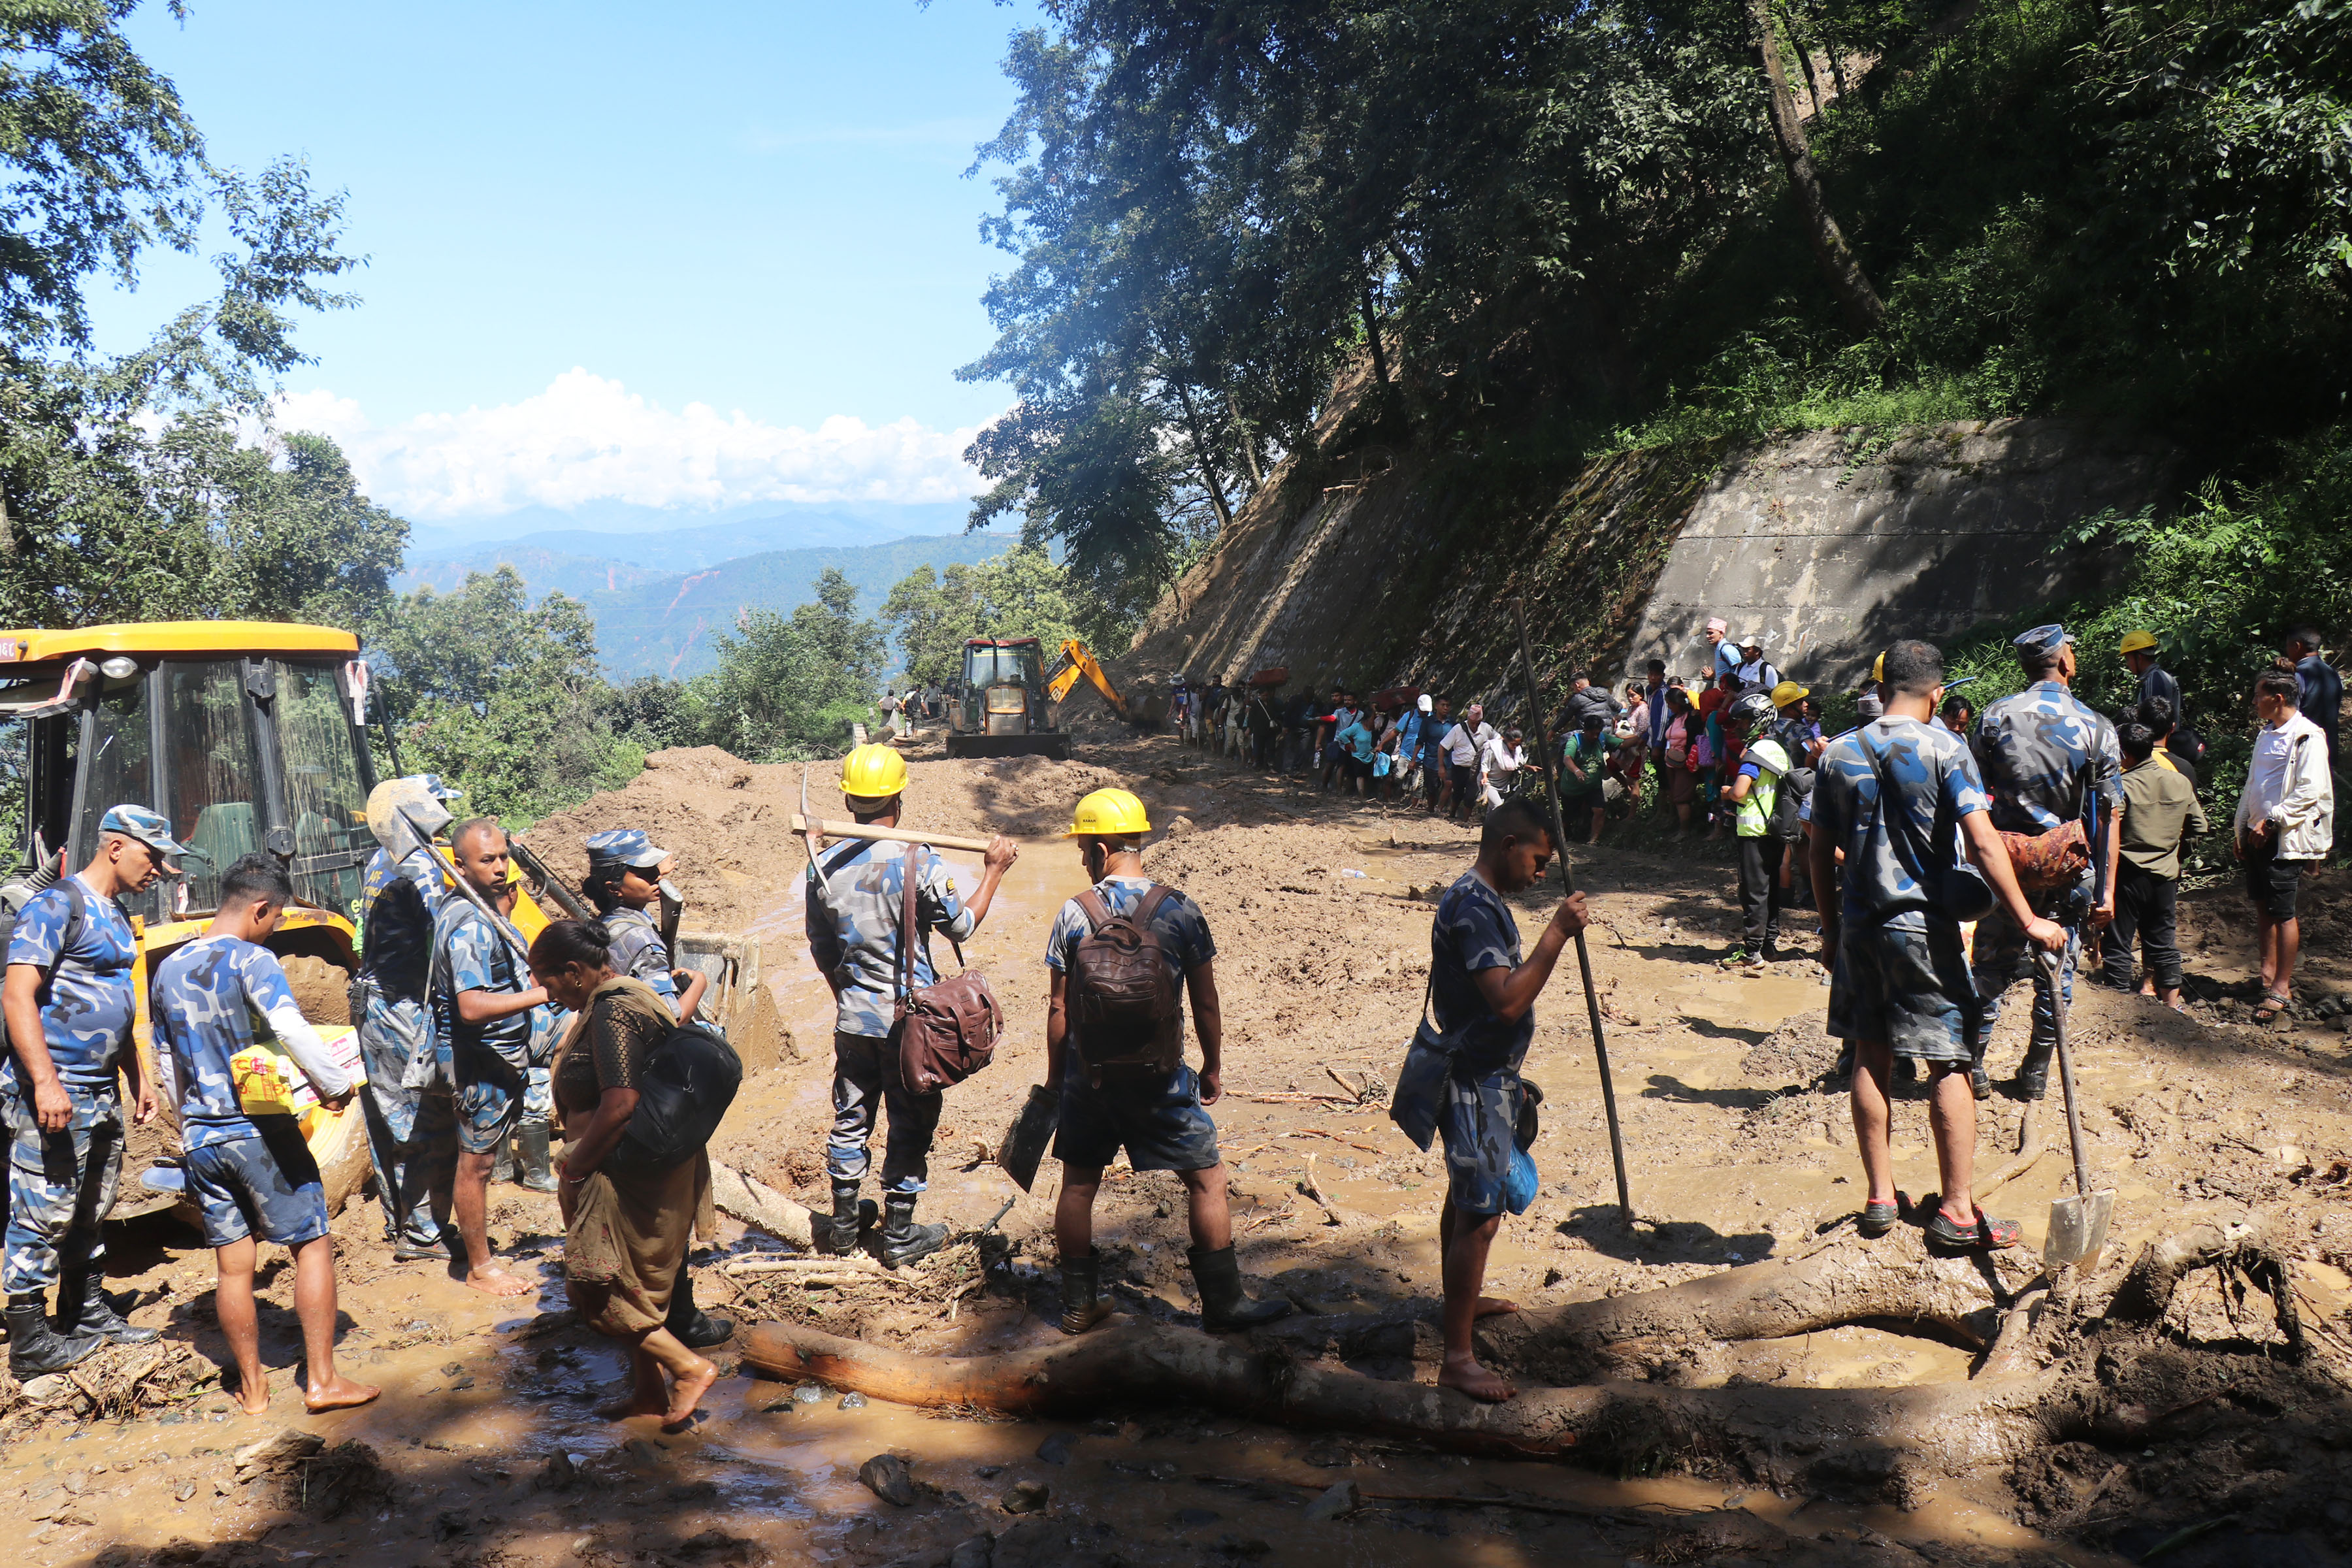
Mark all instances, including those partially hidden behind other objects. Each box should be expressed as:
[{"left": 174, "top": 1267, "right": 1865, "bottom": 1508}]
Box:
[{"left": 5, "top": 730, "right": 2349, "bottom": 1568}]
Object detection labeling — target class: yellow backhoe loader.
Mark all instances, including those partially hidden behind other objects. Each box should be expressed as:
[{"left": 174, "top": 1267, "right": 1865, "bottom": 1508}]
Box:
[{"left": 0, "top": 621, "right": 756, "bottom": 1232}]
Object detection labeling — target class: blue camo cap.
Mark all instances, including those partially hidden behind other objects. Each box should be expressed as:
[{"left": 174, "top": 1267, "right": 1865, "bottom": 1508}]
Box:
[
  {"left": 2012, "top": 623, "right": 2076, "bottom": 662},
  {"left": 99, "top": 804, "right": 192, "bottom": 868},
  {"left": 409, "top": 774, "right": 463, "bottom": 801},
  {"left": 585, "top": 828, "right": 668, "bottom": 869}
]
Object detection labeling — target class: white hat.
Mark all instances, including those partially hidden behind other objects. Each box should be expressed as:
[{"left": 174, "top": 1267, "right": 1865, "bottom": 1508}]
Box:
[
  {"left": 1740, "top": 630, "right": 1767, "bottom": 648},
  {"left": 1417, "top": 694, "right": 1433, "bottom": 713}
]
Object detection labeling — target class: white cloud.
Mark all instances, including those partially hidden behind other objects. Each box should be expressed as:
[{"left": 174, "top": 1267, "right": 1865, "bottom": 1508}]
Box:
[{"left": 274, "top": 368, "right": 990, "bottom": 521}]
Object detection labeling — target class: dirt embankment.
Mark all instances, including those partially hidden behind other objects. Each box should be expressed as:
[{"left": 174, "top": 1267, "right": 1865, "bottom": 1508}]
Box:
[{"left": 7, "top": 730, "right": 2351, "bottom": 1568}]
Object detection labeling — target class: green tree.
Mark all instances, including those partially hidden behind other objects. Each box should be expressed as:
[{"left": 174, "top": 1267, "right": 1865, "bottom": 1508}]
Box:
[
  {"left": 697, "top": 568, "right": 886, "bottom": 760},
  {"left": 370, "top": 568, "right": 639, "bottom": 823},
  {"left": 882, "top": 544, "right": 1128, "bottom": 686}
]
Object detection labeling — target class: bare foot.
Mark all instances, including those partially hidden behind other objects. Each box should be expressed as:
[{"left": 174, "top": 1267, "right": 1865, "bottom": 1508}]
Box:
[
  {"left": 303, "top": 1375, "right": 382, "bottom": 1413},
  {"left": 1473, "top": 1296, "right": 1520, "bottom": 1319},
  {"left": 465, "top": 1266, "right": 535, "bottom": 1298},
  {"left": 661, "top": 1356, "right": 720, "bottom": 1431},
  {"left": 235, "top": 1376, "right": 271, "bottom": 1415},
  {"left": 1437, "top": 1354, "right": 1517, "bottom": 1403}
]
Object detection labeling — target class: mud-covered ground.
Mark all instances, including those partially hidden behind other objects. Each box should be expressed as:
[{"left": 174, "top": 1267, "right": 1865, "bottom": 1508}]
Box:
[{"left": 6, "top": 728, "right": 2350, "bottom": 1568}]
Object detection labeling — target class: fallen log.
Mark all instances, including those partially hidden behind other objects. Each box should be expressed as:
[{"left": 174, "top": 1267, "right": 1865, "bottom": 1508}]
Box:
[
  {"left": 710, "top": 1161, "right": 819, "bottom": 1250},
  {"left": 1479, "top": 1228, "right": 2034, "bottom": 1381},
  {"left": 738, "top": 1316, "right": 2054, "bottom": 1477}
]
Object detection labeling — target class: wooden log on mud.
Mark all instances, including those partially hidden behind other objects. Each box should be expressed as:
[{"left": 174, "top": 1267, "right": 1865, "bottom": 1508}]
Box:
[
  {"left": 737, "top": 1317, "right": 2055, "bottom": 1477},
  {"left": 1478, "top": 1229, "right": 2034, "bottom": 1382}
]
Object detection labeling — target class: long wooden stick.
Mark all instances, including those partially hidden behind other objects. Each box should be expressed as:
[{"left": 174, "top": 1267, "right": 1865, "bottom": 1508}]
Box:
[
  {"left": 791, "top": 814, "right": 995, "bottom": 853},
  {"left": 1508, "top": 598, "right": 1633, "bottom": 1222}
]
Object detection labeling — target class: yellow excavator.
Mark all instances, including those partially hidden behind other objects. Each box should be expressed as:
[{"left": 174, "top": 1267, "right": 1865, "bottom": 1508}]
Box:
[
  {"left": 0, "top": 621, "right": 755, "bottom": 1231},
  {"left": 1044, "top": 638, "right": 1130, "bottom": 719}
]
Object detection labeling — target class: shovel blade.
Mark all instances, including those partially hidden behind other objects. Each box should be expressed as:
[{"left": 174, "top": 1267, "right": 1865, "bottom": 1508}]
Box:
[
  {"left": 2044, "top": 1188, "right": 2117, "bottom": 1271},
  {"left": 996, "top": 1085, "right": 1061, "bottom": 1192}
]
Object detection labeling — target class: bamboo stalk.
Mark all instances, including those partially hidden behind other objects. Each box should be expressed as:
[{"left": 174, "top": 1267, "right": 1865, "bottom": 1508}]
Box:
[{"left": 791, "top": 814, "right": 996, "bottom": 853}]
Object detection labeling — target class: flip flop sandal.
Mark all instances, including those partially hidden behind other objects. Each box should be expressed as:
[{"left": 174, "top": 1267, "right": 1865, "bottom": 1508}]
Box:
[
  {"left": 2253, "top": 992, "right": 2294, "bottom": 1024},
  {"left": 1857, "top": 1197, "right": 1903, "bottom": 1238}
]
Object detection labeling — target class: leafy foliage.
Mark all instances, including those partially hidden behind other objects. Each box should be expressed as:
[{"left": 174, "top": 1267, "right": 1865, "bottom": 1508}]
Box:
[
  {"left": 691, "top": 568, "right": 887, "bottom": 762},
  {"left": 880, "top": 544, "right": 1128, "bottom": 687}
]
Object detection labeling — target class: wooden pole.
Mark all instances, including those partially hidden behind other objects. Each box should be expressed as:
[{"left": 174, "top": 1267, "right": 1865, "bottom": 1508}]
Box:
[
  {"left": 791, "top": 814, "right": 996, "bottom": 854},
  {"left": 1507, "top": 598, "right": 1633, "bottom": 1222}
]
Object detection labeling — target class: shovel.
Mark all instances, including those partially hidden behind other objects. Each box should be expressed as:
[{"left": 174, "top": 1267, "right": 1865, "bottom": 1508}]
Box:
[
  {"left": 2036, "top": 947, "right": 2115, "bottom": 1271},
  {"left": 996, "top": 1084, "right": 1062, "bottom": 1192}
]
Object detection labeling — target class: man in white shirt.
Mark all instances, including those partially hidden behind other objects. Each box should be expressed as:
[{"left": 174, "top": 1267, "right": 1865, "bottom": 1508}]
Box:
[
  {"left": 1479, "top": 727, "right": 1528, "bottom": 811},
  {"left": 1733, "top": 634, "right": 1781, "bottom": 693},
  {"left": 2234, "top": 668, "right": 2336, "bottom": 1020},
  {"left": 1441, "top": 704, "right": 1493, "bottom": 823}
]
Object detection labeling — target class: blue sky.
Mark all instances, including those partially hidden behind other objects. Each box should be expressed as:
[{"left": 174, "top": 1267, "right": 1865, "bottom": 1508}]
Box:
[{"left": 92, "top": 1, "right": 1043, "bottom": 525}]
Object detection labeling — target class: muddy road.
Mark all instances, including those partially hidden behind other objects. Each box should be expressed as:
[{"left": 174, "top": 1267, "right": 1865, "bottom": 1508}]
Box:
[{"left": 6, "top": 730, "right": 2351, "bottom": 1568}]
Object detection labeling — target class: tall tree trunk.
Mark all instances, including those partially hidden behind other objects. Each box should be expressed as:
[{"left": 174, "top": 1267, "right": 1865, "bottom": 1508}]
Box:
[
  {"left": 1359, "top": 285, "right": 1392, "bottom": 388},
  {"left": 1746, "top": 0, "right": 1885, "bottom": 336},
  {"left": 1386, "top": 238, "right": 1421, "bottom": 287},
  {"left": 1778, "top": 2, "right": 1825, "bottom": 113},
  {"left": 1226, "top": 389, "right": 1265, "bottom": 489},
  {"left": 1171, "top": 377, "right": 1234, "bottom": 532}
]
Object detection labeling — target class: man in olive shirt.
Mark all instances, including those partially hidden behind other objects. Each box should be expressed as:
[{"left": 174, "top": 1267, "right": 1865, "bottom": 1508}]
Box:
[{"left": 2099, "top": 722, "right": 2208, "bottom": 1009}]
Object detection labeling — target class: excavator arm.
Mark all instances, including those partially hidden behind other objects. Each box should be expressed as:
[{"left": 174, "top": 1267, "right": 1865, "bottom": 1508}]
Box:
[{"left": 1045, "top": 638, "right": 1128, "bottom": 719}]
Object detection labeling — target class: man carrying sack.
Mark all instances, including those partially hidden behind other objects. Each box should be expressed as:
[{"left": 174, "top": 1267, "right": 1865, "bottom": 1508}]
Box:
[
  {"left": 804, "top": 745, "right": 1017, "bottom": 1267},
  {"left": 1967, "top": 625, "right": 2123, "bottom": 1102},
  {"left": 1043, "top": 789, "right": 1288, "bottom": 1337}
]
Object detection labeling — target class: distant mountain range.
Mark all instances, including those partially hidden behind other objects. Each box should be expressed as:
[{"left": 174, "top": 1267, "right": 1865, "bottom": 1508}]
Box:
[{"left": 395, "top": 509, "right": 1017, "bottom": 679}]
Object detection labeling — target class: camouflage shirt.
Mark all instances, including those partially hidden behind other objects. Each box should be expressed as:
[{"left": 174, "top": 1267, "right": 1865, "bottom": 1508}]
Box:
[
  {"left": 2, "top": 875, "right": 135, "bottom": 1091},
  {"left": 601, "top": 907, "right": 680, "bottom": 1011},
  {"left": 806, "top": 840, "right": 975, "bottom": 1039},
  {"left": 359, "top": 845, "right": 446, "bottom": 1004},
  {"left": 431, "top": 899, "right": 562, "bottom": 1070},
  {"left": 1971, "top": 679, "right": 2123, "bottom": 834},
  {"left": 1812, "top": 717, "right": 1991, "bottom": 925},
  {"left": 152, "top": 936, "right": 306, "bottom": 1149},
  {"left": 1419, "top": 870, "right": 1532, "bottom": 1075}
]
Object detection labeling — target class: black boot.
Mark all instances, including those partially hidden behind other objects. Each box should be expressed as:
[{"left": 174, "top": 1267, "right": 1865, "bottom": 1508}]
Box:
[
  {"left": 57, "top": 1267, "right": 158, "bottom": 1346},
  {"left": 664, "top": 1269, "right": 734, "bottom": 1349},
  {"left": 2014, "top": 1046, "right": 2052, "bottom": 1102},
  {"left": 492, "top": 1132, "right": 515, "bottom": 1185},
  {"left": 1187, "top": 1245, "right": 1291, "bottom": 1331},
  {"left": 879, "top": 1193, "right": 947, "bottom": 1270},
  {"left": 1058, "top": 1254, "right": 1111, "bottom": 1335},
  {"left": 514, "top": 1124, "right": 560, "bottom": 1194},
  {"left": 7, "top": 1297, "right": 101, "bottom": 1377},
  {"left": 821, "top": 1180, "right": 863, "bottom": 1258}
]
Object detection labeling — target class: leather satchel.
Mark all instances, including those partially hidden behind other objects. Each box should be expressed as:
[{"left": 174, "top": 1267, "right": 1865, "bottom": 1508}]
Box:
[
  {"left": 892, "top": 844, "right": 1002, "bottom": 1095},
  {"left": 1998, "top": 817, "right": 2090, "bottom": 892}
]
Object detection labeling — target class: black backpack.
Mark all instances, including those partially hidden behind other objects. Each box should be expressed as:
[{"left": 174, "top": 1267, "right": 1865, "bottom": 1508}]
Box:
[{"left": 604, "top": 1019, "right": 743, "bottom": 1177}]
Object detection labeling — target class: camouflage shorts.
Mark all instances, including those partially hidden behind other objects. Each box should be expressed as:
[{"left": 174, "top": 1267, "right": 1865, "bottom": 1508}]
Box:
[
  {"left": 453, "top": 1049, "right": 526, "bottom": 1155},
  {"left": 184, "top": 1120, "right": 328, "bottom": 1249},
  {"left": 1433, "top": 1068, "right": 1524, "bottom": 1218},
  {"left": 3, "top": 1086, "right": 123, "bottom": 1295}
]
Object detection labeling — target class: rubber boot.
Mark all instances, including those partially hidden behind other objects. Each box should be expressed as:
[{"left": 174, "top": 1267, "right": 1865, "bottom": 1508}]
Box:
[
  {"left": 878, "top": 1193, "right": 948, "bottom": 1271},
  {"left": 821, "top": 1180, "right": 864, "bottom": 1258},
  {"left": 2014, "top": 1045, "right": 2052, "bottom": 1102},
  {"left": 1187, "top": 1245, "right": 1291, "bottom": 1331},
  {"left": 1058, "top": 1254, "right": 1111, "bottom": 1336},
  {"left": 664, "top": 1269, "right": 734, "bottom": 1349},
  {"left": 491, "top": 1132, "right": 515, "bottom": 1185},
  {"left": 57, "top": 1267, "right": 159, "bottom": 1346},
  {"left": 7, "top": 1298, "right": 101, "bottom": 1377},
  {"left": 514, "top": 1124, "right": 560, "bottom": 1194}
]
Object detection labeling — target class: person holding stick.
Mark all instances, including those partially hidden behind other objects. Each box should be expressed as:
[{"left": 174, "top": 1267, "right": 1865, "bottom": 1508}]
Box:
[{"left": 1388, "top": 798, "right": 1590, "bottom": 1402}]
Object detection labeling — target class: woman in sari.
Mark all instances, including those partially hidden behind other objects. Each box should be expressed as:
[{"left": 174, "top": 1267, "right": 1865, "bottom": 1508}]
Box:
[{"left": 530, "top": 919, "right": 717, "bottom": 1429}]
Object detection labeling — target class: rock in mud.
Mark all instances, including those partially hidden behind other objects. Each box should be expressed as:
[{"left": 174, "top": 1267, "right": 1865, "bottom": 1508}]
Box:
[
  {"left": 792, "top": 1382, "right": 825, "bottom": 1405},
  {"left": 840, "top": 1391, "right": 867, "bottom": 1409},
  {"left": 1303, "top": 1480, "right": 1359, "bottom": 1522},
  {"left": 859, "top": 1452, "right": 921, "bottom": 1507},
  {"left": 1034, "top": 1431, "right": 1077, "bottom": 1465},
  {"left": 1000, "top": 1478, "right": 1050, "bottom": 1514},
  {"left": 947, "top": 1537, "right": 994, "bottom": 1568}
]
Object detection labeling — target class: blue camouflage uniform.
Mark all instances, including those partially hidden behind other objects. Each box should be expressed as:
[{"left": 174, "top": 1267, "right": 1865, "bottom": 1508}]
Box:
[
  {"left": 2, "top": 876, "right": 137, "bottom": 1298},
  {"left": 152, "top": 936, "right": 338, "bottom": 1249},
  {"left": 1968, "top": 670, "right": 2123, "bottom": 1094},
  {"left": 1389, "top": 870, "right": 1535, "bottom": 1217},
  {"left": 1812, "top": 718, "right": 1990, "bottom": 1063},
  {"left": 1044, "top": 877, "right": 1221, "bottom": 1173},
  {"left": 806, "top": 838, "right": 973, "bottom": 1194},
  {"left": 431, "top": 899, "right": 561, "bottom": 1156},
  {"left": 357, "top": 843, "right": 455, "bottom": 1247},
  {"left": 602, "top": 907, "right": 681, "bottom": 1012}
]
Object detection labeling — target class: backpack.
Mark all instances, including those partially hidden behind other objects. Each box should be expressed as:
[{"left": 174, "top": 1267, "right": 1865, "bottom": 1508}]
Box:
[
  {"left": 892, "top": 844, "right": 1002, "bottom": 1095},
  {"left": 1068, "top": 885, "right": 1183, "bottom": 1083},
  {"left": 0, "top": 869, "right": 86, "bottom": 975},
  {"left": 602, "top": 1012, "right": 743, "bottom": 1177},
  {"left": 1769, "top": 763, "right": 1815, "bottom": 842}
]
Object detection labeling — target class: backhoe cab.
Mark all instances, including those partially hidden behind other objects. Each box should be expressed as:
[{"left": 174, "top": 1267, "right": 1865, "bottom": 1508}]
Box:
[{"left": 945, "top": 636, "right": 1072, "bottom": 760}]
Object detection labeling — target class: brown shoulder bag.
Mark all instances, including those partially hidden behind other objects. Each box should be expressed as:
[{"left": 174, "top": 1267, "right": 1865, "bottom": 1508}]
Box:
[{"left": 892, "top": 843, "right": 1002, "bottom": 1095}]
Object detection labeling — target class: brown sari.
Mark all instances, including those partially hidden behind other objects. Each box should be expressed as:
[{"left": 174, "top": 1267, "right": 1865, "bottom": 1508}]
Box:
[{"left": 555, "top": 976, "right": 710, "bottom": 1335}]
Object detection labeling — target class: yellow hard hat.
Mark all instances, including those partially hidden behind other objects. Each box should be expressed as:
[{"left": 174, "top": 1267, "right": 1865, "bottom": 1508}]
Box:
[
  {"left": 840, "top": 743, "right": 908, "bottom": 801},
  {"left": 1771, "top": 680, "right": 1808, "bottom": 709},
  {"left": 1065, "top": 787, "right": 1151, "bottom": 838},
  {"left": 2119, "top": 629, "right": 2159, "bottom": 655}
]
